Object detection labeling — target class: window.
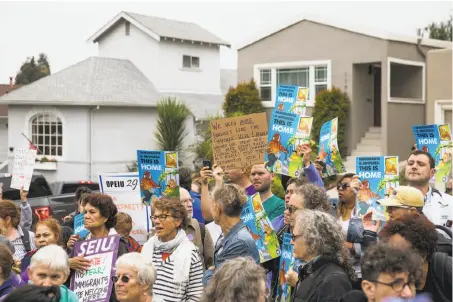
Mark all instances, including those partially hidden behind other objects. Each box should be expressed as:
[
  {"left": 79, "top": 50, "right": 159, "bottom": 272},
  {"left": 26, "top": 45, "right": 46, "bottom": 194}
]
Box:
[
  {"left": 277, "top": 68, "right": 309, "bottom": 88},
  {"left": 254, "top": 60, "right": 331, "bottom": 107},
  {"left": 125, "top": 21, "right": 130, "bottom": 36},
  {"left": 31, "top": 114, "right": 63, "bottom": 157},
  {"left": 314, "top": 66, "right": 328, "bottom": 96},
  {"left": 259, "top": 69, "right": 272, "bottom": 101},
  {"left": 182, "top": 55, "right": 200, "bottom": 68}
]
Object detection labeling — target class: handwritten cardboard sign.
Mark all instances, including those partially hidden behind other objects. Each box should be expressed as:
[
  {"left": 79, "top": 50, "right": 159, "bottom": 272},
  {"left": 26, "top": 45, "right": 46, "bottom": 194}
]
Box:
[
  {"left": 210, "top": 113, "right": 268, "bottom": 170},
  {"left": 10, "top": 149, "right": 37, "bottom": 191},
  {"left": 70, "top": 235, "right": 120, "bottom": 302}
]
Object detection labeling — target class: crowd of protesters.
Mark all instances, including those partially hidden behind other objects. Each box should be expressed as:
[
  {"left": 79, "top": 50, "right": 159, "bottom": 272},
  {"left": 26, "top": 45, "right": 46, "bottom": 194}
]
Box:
[{"left": 0, "top": 144, "right": 451, "bottom": 302}]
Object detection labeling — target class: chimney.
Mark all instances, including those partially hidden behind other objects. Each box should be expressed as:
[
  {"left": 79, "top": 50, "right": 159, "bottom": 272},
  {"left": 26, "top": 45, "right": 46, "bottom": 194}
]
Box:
[{"left": 9, "top": 77, "right": 13, "bottom": 87}]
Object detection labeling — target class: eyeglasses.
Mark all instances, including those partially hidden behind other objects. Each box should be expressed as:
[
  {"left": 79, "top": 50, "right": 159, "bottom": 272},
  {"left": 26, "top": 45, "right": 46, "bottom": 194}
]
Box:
[
  {"left": 150, "top": 214, "right": 173, "bottom": 221},
  {"left": 285, "top": 205, "right": 300, "bottom": 214},
  {"left": 337, "top": 182, "right": 351, "bottom": 191},
  {"left": 291, "top": 233, "right": 304, "bottom": 241},
  {"left": 112, "top": 275, "right": 130, "bottom": 283},
  {"left": 371, "top": 278, "right": 416, "bottom": 292}
]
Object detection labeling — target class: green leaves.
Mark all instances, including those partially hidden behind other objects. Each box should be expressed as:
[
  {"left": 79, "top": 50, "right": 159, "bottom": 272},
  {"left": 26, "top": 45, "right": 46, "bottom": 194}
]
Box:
[
  {"left": 311, "top": 87, "right": 351, "bottom": 158},
  {"left": 154, "top": 97, "right": 191, "bottom": 152},
  {"left": 425, "top": 15, "right": 452, "bottom": 41},
  {"left": 223, "top": 79, "right": 265, "bottom": 117},
  {"left": 15, "top": 53, "right": 51, "bottom": 85}
]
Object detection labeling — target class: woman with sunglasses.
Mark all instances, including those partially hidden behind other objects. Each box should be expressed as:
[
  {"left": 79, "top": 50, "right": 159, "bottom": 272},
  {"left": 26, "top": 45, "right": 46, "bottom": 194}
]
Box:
[
  {"left": 113, "top": 253, "right": 164, "bottom": 302},
  {"left": 141, "top": 198, "right": 203, "bottom": 302},
  {"left": 335, "top": 173, "right": 379, "bottom": 290}
]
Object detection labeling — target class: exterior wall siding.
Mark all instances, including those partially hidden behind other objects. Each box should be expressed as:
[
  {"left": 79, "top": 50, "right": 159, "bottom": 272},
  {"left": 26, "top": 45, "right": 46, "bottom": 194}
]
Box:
[
  {"left": 96, "top": 20, "right": 222, "bottom": 94},
  {"left": 426, "top": 49, "right": 452, "bottom": 124},
  {"left": 238, "top": 20, "right": 387, "bottom": 155},
  {"left": 7, "top": 105, "right": 196, "bottom": 182}
]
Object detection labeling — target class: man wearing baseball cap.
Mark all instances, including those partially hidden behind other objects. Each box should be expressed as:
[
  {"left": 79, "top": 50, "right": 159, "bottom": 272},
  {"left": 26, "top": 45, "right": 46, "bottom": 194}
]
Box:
[{"left": 379, "top": 186, "right": 424, "bottom": 221}]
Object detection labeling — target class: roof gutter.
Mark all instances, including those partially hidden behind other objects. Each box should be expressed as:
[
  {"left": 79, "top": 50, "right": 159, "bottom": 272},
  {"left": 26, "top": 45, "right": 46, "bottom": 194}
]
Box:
[{"left": 416, "top": 29, "right": 426, "bottom": 59}]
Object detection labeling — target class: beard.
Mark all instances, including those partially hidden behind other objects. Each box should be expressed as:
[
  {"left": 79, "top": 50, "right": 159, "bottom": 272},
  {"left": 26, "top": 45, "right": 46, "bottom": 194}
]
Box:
[{"left": 256, "top": 182, "right": 271, "bottom": 193}]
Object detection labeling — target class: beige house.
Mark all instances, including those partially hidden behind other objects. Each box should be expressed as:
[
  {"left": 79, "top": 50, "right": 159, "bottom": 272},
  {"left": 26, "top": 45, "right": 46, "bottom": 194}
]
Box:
[
  {"left": 427, "top": 48, "right": 452, "bottom": 126},
  {"left": 237, "top": 16, "right": 452, "bottom": 172}
]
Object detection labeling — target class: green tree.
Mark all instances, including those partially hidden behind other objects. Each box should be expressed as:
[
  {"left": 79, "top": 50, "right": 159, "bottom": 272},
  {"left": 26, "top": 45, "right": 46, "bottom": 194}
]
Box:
[
  {"left": 190, "top": 114, "right": 222, "bottom": 161},
  {"left": 15, "top": 53, "right": 51, "bottom": 85},
  {"left": 311, "top": 87, "right": 350, "bottom": 157},
  {"left": 154, "top": 97, "right": 191, "bottom": 151},
  {"left": 424, "top": 16, "right": 452, "bottom": 41},
  {"left": 223, "top": 80, "right": 265, "bottom": 117}
]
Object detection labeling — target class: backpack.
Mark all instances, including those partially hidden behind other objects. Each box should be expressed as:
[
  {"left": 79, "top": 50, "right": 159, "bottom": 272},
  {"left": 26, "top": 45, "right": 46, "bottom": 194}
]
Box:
[
  {"left": 21, "top": 228, "right": 32, "bottom": 253},
  {"left": 436, "top": 225, "right": 452, "bottom": 257},
  {"left": 431, "top": 252, "right": 452, "bottom": 302}
]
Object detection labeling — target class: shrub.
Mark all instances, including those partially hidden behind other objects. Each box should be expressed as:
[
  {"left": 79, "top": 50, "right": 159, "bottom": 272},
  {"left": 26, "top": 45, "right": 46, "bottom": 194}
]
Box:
[
  {"left": 223, "top": 80, "right": 265, "bottom": 117},
  {"left": 154, "top": 97, "right": 191, "bottom": 151},
  {"left": 311, "top": 87, "right": 350, "bottom": 157}
]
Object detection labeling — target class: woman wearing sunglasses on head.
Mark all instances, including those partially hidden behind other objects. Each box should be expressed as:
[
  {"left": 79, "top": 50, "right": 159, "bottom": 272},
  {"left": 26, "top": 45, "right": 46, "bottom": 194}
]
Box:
[
  {"left": 141, "top": 198, "right": 203, "bottom": 302},
  {"left": 113, "top": 253, "right": 164, "bottom": 302}
]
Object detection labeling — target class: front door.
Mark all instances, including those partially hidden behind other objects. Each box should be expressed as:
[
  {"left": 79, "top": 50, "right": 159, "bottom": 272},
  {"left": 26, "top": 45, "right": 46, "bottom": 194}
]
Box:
[{"left": 373, "top": 67, "right": 382, "bottom": 127}]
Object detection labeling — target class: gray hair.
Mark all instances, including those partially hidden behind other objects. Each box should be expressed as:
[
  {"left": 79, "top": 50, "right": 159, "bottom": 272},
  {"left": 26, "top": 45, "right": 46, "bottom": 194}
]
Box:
[
  {"left": 211, "top": 184, "right": 248, "bottom": 217},
  {"left": 115, "top": 252, "right": 156, "bottom": 296},
  {"left": 295, "top": 183, "right": 332, "bottom": 214},
  {"left": 294, "top": 209, "right": 355, "bottom": 280},
  {"left": 201, "top": 257, "right": 266, "bottom": 302},
  {"left": 30, "top": 245, "right": 70, "bottom": 276}
]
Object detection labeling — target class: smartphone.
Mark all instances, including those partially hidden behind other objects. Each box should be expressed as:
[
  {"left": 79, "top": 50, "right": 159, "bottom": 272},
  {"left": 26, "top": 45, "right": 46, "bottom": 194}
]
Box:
[{"left": 203, "top": 160, "right": 212, "bottom": 170}]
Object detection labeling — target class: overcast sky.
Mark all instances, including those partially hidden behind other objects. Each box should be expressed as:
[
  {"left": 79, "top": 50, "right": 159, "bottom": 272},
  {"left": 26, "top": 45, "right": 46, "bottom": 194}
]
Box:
[{"left": 0, "top": 0, "right": 451, "bottom": 82}]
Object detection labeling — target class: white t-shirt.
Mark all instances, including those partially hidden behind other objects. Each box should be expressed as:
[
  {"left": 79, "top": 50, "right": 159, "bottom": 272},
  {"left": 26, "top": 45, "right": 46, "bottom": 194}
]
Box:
[{"left": 206, "top": 222, "right": 222, "bottom": 246}]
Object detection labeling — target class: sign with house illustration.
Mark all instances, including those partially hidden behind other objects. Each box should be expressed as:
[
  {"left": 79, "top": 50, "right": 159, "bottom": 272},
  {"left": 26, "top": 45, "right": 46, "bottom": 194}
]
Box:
[
  {"left": 136, "top": 150, "right": 180, "bottom": 205},
  {"left": 240, "top": 193, "right": 281, "bottom": 263},
  {"left": 265, "top": 85, "right": 312, "bottom": 177},
  {"left": 412, "top": 124, "right": 452, "bottom": 185},
  {"left": 356, "top": 156, "right": 399, "bottom": 221},
  {"left": 318, "top": 117, "right": 346, "bottom": 177}
]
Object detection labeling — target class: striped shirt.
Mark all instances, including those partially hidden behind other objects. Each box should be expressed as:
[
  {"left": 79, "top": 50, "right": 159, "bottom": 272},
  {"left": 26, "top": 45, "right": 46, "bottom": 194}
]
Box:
[
  {"left": 11, "top": 226, "right": 36, "bottom": 261},
  {"left": 152, "top": 249, "right": 203, "bottom": 302}
]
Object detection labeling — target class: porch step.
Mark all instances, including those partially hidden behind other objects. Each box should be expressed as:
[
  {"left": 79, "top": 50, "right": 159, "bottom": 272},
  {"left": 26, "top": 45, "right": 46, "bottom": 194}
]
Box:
[{"left": 342, "top": 127, "right": 383, "bottom": 173}]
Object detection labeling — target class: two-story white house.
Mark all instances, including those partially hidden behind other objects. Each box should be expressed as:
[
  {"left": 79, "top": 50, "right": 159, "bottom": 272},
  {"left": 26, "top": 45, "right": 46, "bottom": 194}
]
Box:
[{"left": 0, "top": 11, "right": 234, "bottom": 182}]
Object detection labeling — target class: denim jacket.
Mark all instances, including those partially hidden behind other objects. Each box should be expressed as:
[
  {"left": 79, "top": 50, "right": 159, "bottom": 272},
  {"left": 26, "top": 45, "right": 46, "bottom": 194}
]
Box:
[{"left": 202, "top": 220, "right": 259, "bottom": 285}]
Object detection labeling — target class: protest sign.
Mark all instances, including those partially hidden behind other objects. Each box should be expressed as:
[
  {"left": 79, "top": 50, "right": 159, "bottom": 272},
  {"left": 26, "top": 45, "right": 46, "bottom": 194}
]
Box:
[
  {"left": 241, "top": 193, "right": 280, "bottom": 263},
  {"left": 277, "top": 233, "right": 294, "bottom": 302},
  {"left": 210, "top": 113, "right": 268, "bottom": 170},
  {"left": 412, "top": 124, "right": 452, "bottom": 185},
  {"left": 266, "top": 85, "right": 312, "bottom": 176},
  {"left": 70, "top": 235, "right": 120, "bottom": 302},
  {"left": 356, "top": 156, "right": 399, "bottom": 220},
  {"left": 136, "top": 150, "right": 180, "bottom": 206},
  {"left": 317, "top": 117, "right": 346, "bottom": 177},
  {"left": 99, "top": 173, "right": 151, "bottom": 244},
  {"left": 10, "top": 149, "right": 37, "bottom": 190},
  {"left": 74, "top": 213, "right": 89, "bottom": 238}
]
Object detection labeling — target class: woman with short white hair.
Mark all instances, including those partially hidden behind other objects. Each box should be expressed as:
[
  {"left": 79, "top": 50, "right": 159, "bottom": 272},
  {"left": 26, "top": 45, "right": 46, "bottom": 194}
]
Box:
[
  {"left": 27, "top": 245, "right": 78, "bottom": 302},
  {"left": 114, "top": 253, "right": 161, "bottom": 302}
]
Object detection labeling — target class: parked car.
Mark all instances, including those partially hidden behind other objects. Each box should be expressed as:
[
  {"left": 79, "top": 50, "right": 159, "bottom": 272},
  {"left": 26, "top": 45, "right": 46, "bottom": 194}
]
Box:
[{"left": 0, "top": 173, "right": 99, "bottom": 225}]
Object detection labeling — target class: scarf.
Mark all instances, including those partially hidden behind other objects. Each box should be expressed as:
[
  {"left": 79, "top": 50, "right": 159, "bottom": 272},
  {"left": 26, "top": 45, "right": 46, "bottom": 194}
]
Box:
[
  {"left": 153, "top": 229, "right": 187, "bottom": 253},
  {"left": 142, "top": 229, "right": 194, "bottom": 283}
]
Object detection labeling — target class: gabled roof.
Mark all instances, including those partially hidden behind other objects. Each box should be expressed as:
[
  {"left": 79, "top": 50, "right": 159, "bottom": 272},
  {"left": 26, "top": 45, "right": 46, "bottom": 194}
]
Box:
[
  {"left": 0, "top": 57, "right": 160, "bottom": 107},
  {"left": 89, "top": 11, "right": 230, "bottom": 47},
  {"left": 237, "top": 13, "right": 452, "bottom": 50},
  {"left": 0, "top": 57, "right": 224, "bottom": 120}
]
